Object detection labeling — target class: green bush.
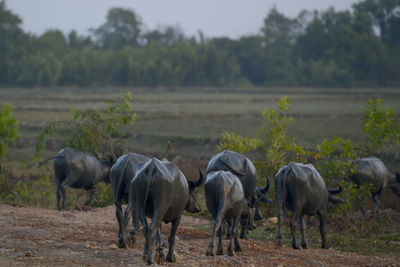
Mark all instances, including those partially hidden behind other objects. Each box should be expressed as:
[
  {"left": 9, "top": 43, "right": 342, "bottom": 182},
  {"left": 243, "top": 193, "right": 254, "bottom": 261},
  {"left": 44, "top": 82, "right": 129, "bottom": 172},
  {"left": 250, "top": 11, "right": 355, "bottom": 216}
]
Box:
[
  {"left": 362, "top": 98, "right": 400, "bottom": 155},
  {"left": 0, "top": 103, "right": 19, "bottom": 161},
  {"left": 0, "top": 166, "right": 54, "bottom": 207},
  {"left": 35, "top": 93, "right": 136, "bottom": 160}
]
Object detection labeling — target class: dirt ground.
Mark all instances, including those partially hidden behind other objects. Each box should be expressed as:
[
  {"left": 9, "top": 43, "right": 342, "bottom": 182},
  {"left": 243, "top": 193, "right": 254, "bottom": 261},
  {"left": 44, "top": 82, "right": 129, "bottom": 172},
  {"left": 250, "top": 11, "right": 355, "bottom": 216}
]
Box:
[{"left": 0, "top": 204, "right": 398, "bottom": 267}]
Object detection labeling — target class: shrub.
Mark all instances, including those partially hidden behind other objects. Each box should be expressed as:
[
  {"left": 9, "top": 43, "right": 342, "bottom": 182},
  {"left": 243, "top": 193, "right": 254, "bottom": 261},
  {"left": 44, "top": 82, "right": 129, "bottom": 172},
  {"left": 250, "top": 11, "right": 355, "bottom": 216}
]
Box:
[
  {"left": 362, "top": 98, "right": 400, "bottom": 155},
  {"left": 0, "top": 103, "right": 19, "bottom": 161},
  {"left": 35, "top": 93, "right": 136, "bottom": 160}
]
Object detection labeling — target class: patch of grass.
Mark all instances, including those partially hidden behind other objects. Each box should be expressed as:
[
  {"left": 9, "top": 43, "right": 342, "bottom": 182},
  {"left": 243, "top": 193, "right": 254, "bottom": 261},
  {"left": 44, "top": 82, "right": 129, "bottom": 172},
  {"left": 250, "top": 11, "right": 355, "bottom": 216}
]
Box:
[{"left": 248, "top": 212, "right": 400, "bottom": 257}]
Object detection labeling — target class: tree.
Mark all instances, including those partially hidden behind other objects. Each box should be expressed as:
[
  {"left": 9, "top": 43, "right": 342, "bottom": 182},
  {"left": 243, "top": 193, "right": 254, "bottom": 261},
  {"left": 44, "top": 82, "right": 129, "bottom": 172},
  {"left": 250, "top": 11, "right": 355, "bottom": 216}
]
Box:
[
  {"left": 0, "top": 0, "right": 27, "bottom": 85},
  {"left": 92, "top": 7, "right": 143, "bottom": 49},
  {"left": 261, "top": 7, "right": 299, "bottom": 86},
  {"left": 353, "top": 0, "right": 400, "bottom": 43},
  {"left": 0, "top": 103, "right": 19, "bottom": 161}
]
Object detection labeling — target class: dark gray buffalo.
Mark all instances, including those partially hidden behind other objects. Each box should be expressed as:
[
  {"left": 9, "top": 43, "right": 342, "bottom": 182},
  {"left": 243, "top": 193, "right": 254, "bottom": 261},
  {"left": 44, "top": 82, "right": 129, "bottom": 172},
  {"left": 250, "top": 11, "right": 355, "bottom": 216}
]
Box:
[
  {"left": 40, "top": 147, "right": 113, "bottom": 210},
  {"left": 120, "top": 158, "right": 204, "bottom": 264},
  {"left": 206, "top": 150, "right": 272, "bottom": 239},
  {"left": 205, "top": 170, "right": 249, "bottom": 257},
  {"left": 110, "top": 153, "right": 150, "bottom": 248},
  {"left": 275, "top": 162, "right": 344, "bottom": 249},
  {"left": 349, "top": 157, "right": 400, "bottom": 214}
]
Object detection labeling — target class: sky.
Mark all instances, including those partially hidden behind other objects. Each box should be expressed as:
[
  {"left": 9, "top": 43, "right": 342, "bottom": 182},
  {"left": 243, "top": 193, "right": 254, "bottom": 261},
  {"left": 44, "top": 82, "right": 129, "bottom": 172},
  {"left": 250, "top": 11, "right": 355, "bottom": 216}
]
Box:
[{"left": 6, "top": 0, "right": 361, "bottom": 39}]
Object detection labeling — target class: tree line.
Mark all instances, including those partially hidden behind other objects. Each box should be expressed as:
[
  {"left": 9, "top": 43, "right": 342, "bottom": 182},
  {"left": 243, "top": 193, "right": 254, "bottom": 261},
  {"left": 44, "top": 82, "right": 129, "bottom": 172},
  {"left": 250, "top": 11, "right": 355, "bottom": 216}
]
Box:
[{"left": 1, "top": 0, "right": 400, "bottom": 88}]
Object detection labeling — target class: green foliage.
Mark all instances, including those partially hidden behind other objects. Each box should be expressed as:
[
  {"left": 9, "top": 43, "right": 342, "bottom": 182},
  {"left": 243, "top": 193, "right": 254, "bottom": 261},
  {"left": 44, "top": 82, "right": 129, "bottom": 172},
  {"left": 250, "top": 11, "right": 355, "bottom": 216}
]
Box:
[
  {"left": 217, "top": 132, "right": 260, "bottom": 154},
  {"left": 0, "top": 103, "right": 19, "bottom": 161},
  {"left": 217, "top": 96, "right": 309, "bottom": 177},
  {"left": 0, "top": 166, "right": 54, "bottom": 207},
  {"left": 35, "top": 93, "right": 136, "bottom": 160},
  {"left": 333, "top": 181, "right": 373, "bottom": 214},
  {"left": 314, "top": 136, "right": 358, "bottom": 185},
  {"left": 90, "top": 183, "right": 113, "bottom": 208},
  {"left": 257, "top": 96, "right": 309, "bottom": 176},
  {"left": 362, "top": 98, "right": 400, "bottom": 155}
]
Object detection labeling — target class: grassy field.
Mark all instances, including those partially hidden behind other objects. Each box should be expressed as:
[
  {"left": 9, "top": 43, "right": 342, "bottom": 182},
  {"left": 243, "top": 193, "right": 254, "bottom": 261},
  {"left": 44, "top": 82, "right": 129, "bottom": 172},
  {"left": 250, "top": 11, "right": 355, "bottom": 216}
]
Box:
[{"left": 2, "top": 86, "right": 400, "bottom": 160}]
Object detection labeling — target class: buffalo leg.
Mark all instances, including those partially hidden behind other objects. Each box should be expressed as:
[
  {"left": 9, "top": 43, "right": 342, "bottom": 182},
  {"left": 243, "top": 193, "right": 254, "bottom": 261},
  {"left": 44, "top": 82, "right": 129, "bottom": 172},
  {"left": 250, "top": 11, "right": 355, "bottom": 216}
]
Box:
[
  {"left": 155, "top": 227, "right": 165, "bottom": 264},
  {"left": 119, "top": 200, "right": 134, "bottom": 248},
  {"left": 372, "top": 189, "right": 383, "bottom": 214},
  {"left": 84, "top": 188, "right": 95, "bottom": 206},
  {"left": 129, "top": 210, "right": 139, "bottom": 245},
  {"left": 216, "top": 223, "right": 224, "bottom": 255},
  {"left": 239, "top": 217, "right": 249, "bottom": 239},
  {"left": 56, "top": 183, "right": 66, "bottom": 210},
  {"left": 318, "top": 210, "right": 328, "bottom": 249},
  {"left": 146, "top": 208, "right": 164, "bottom": 265},
  {"left": 299, "top": 215, "right": 308, "bottom": 249},
  {"left": 290, "top": 209, "right": 301, "bottom": 249},
  {"left": 115, "top": 201, "right": 125, "bottom": 248},
  {"left": 206, "top": 213, "right": 224, "bottom": 256},
  {"left": 227, "top": 217, "right": 240, "bottom": 256},
  {"left": 166, "top": 216, "right": 181, "bottom": 263}
]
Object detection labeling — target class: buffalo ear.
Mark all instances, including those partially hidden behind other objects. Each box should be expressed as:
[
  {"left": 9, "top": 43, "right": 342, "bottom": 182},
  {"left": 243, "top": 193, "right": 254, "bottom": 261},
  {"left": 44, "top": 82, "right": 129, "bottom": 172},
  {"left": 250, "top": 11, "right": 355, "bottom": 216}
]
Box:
[{"left": 328, "top": 196, "right": 345, "bottom": 205}]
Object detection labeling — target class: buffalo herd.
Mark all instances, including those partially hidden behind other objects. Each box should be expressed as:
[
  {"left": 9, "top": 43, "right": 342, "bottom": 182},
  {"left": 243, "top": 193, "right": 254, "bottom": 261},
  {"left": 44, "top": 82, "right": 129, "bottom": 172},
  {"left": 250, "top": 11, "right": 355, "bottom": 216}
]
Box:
[{"left": 43, "top": 147, "right": 400, "bottom": 264}]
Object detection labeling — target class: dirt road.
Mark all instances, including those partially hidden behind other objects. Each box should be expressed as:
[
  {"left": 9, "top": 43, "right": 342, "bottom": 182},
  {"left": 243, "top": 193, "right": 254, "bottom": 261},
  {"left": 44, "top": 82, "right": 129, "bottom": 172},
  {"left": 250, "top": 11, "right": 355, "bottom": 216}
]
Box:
[{"left": 0, "top": 204, "right": 398, "bottom": 266}]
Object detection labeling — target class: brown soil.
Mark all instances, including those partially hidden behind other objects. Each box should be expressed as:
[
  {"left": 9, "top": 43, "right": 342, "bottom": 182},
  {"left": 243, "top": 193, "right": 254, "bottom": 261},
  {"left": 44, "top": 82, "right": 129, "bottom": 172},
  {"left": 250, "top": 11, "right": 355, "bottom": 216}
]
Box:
[{"left": 0, "top": 204, "right": 398, "bottom": 267}]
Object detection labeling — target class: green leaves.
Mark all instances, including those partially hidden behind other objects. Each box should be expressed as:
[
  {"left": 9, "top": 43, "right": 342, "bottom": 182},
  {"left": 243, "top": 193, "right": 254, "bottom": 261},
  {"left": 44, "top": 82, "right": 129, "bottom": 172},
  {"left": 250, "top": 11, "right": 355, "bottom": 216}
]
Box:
[
  {"left": 35, "top": 93, "right": 136, "bottom": 160},
  {"left": 362, "top": 98, "right": 400, "bottom": 155},
  {"left": 315, "top": 136, "right": 358, "bottom": 184},
  {"left": 0, "top": 103, "right": 19, "bottom": 161},
  {"left": 217, "top": 132, "right": 260, "bottom": 154}
]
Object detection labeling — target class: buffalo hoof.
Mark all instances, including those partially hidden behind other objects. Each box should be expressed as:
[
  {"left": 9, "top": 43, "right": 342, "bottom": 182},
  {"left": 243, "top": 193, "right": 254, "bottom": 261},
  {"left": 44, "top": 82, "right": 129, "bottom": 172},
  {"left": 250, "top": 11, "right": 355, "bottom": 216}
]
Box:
[
  {"left": 227, "top": 249, "right": 236, "bottom": 257},
  {"left": 206, "top": 246, "right": 214, "bottom": 256},
  {"left": 321, "top": 244, "right": 329, "bottom": 249},
  {"left": 118, "top": 239, "right": 126, "bottom": 249},
  {"left": 216, "top": 246, "right": 223, "bottom": 255},
  {"left": 292, "top": 244, "right": 300, "bottom": 249},
  {"left": 234, "top": 244, "right": 242, "bottom": 252},
  {"left": 155, "top": 249, "right": 165, "bottom": 264},
  {"left": 301, "top": 242, "right": 308, "bottom": 249},
  {"left": 166, "top": 252, "right": 176, "bottom": 263}
]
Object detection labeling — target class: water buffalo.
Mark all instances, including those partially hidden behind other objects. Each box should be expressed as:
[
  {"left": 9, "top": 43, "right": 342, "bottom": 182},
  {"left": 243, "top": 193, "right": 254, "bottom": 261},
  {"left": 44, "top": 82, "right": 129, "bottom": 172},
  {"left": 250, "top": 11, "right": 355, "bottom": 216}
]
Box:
[
  {"left": 275, "top": 162, "right": 344, "bottom": 249},
  {"left": 39, "top": 147, "right": 113, "bottom": 210},
  {"left": 110, "top": 153, "right": 150, "bottom": 248},
  {"left": 206, "top": 150, "right": 272, "bottom": 239},
  {"left": 205, "top": 170, "right": 249, "bottom": 257},
  {"left": 349, "top": 157, "right": 400, "bottom": 214},
  {"left": 120, "top": 158, "right": 204, "bottom": 264}
]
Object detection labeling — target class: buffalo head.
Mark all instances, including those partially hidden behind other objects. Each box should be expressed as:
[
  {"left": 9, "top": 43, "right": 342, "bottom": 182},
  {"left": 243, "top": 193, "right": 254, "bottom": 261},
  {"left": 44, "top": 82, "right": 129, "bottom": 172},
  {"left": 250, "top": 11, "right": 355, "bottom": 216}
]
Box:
[
  {"left": 327, "top": 182, "right": 345, "bottom": 208},
  {"left": 185, "top": 169, "right": 204, "bottom": 213}
]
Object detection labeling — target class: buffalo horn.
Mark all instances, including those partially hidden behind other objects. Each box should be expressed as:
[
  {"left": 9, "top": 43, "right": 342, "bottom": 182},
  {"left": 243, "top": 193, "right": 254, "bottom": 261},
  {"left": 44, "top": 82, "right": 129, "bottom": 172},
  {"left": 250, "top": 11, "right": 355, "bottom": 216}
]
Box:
[
  {"left": 188, "top": 169, "right": 204, "bottom": 189},
  {"left": 259, "top": 174, "right": 270, "bottom": 194},
  {"left": 327, "top": 182, "right": 342, "bottom": 195}
]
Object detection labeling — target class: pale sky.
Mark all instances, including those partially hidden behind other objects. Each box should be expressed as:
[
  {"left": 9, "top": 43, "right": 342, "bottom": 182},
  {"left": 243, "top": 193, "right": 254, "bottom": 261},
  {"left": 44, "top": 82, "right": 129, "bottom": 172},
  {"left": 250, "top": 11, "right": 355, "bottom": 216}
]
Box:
[{"left": 6, "top": 0, "right": 361, "bottom": 39}]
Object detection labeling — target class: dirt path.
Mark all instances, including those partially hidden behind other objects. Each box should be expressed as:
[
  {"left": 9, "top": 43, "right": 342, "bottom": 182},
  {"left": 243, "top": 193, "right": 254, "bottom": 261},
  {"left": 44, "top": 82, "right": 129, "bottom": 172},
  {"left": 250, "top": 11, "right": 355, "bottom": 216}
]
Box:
[{"left": 0, "top": 205, "right": 398, "bottom": 266}]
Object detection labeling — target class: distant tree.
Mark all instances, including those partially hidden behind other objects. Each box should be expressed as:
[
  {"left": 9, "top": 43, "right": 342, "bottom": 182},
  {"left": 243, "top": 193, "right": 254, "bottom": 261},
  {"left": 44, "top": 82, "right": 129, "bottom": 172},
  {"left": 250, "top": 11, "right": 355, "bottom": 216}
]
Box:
[
  {"left": 353, "top": 0, "right": 400, "bottom": 44},
  {"left": 92, "top": 7, "right": 143, "bottom": 49},
  {"left": 261, "top": 7, "right": 299, "bottom": 86},
  {"left": 0, "top": 0, "right": 28, "bottom": 85},
  {"left": 143, "top": 25, "right": 185, "bottom": 45},
  {"left": 68, "top": 30, "right": 93, "bottom": 50}
]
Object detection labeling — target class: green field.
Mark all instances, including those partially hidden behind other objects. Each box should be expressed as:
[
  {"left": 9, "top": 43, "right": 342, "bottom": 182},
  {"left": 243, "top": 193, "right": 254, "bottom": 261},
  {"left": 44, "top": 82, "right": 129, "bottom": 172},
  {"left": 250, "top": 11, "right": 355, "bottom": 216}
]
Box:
[{"left": 2, "top": 87, "right": 400, "bottom": 162}]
